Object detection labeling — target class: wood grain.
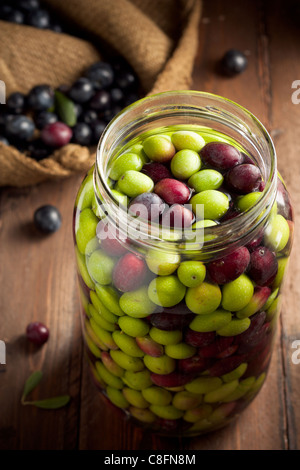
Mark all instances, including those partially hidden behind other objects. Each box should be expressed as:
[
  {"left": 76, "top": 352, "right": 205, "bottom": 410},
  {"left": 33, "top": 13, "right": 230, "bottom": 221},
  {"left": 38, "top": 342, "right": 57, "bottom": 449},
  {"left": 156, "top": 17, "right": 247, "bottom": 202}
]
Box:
[
  {"left": 0, "top": 0, "right": 299, "bottom": 450},
  {"left": 265, "top": 0, "right": 300, "bottom": 450},
  {"left": 0, "top": 177, "right": 83, "bottom": 450}
]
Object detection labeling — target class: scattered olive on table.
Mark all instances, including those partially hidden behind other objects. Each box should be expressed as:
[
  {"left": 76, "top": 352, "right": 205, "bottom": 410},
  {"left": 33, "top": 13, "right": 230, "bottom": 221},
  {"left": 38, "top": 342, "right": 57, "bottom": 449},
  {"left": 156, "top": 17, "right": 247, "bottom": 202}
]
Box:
[
  {"left": 26, "top": 321, "right": 49, "bottom": 346},
  {"left": 220, "top": 49, "right": 248, "bottom": 76},
  {"left": 34, "top": 205, "right": 62, "bottom": 233}
]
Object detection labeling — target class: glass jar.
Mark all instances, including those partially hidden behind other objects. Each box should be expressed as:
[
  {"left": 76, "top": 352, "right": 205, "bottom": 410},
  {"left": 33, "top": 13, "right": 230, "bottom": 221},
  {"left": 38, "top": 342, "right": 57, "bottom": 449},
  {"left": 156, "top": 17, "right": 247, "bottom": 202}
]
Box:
[{"left": 73, "top": 91, "right": 293, "bottom": 436}]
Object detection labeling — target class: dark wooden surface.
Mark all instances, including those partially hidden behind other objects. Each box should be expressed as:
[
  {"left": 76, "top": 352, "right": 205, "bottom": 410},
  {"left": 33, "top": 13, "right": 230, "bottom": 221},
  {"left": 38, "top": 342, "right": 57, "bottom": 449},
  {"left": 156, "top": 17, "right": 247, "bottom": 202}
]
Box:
[{"left": 1, "top": 0, "right": 300, "bottom": 450}]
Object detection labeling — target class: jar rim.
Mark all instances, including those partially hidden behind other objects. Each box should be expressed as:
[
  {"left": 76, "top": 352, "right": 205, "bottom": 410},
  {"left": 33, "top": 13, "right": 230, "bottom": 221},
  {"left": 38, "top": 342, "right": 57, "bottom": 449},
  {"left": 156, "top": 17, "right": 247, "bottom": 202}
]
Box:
[{"left": 95, "top": 91, "right": 277, "bottom": 256}]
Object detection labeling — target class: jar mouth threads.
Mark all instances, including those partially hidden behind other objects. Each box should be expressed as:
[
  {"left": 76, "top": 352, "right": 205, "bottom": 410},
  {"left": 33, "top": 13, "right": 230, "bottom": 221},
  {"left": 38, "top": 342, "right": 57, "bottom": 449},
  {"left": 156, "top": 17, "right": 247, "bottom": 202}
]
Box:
[{"left": 95, "top": 91, "right": 277, "bottom": 257}]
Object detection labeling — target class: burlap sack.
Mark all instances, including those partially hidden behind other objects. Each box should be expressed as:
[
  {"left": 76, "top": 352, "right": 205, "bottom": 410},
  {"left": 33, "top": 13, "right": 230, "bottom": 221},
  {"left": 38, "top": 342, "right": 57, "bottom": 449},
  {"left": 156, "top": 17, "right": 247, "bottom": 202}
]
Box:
[{"left": 0, "top": 0, "right": 202, "bottom": 187}]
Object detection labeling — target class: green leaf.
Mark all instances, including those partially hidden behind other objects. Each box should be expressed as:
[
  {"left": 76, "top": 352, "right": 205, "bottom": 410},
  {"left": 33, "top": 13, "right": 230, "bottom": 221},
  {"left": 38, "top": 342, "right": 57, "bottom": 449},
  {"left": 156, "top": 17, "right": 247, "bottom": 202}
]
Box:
[
  {"left": 22, "top": 371, "right": 43, "bottom": 399},
  {"left": 55, "top": 90, "right": 77, "bottom": 127},
  {"left": 31, "top": 395, "right": 71, "bottom": 409}
]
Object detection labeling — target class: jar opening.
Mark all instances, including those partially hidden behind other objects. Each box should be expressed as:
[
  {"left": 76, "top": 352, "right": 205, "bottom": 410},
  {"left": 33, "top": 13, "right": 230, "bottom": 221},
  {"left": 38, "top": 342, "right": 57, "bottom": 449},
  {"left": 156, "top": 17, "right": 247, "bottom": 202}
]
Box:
[{"left": 95, "top": 91, "right": 277, "bottom": 257}]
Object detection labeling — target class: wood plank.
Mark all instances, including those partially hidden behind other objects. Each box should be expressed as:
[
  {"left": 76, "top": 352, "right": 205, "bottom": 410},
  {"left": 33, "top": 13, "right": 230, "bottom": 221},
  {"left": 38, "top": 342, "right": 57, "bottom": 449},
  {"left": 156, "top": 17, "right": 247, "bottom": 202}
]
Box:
[
  {"left": 265, "top": 0, "right": 300, "bottom": 450},
  {"left": 193, "top": 0, "right": 270, "bottom": 124},
  {"left": 0, "top": 176, "right": 84, "bottom": 450}
]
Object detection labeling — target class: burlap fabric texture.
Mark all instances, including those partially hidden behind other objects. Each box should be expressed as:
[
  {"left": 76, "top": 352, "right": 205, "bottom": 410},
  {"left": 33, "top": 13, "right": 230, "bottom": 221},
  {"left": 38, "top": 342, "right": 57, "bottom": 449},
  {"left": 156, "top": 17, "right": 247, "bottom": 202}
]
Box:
[{"left": 0, "top": 0, "right": 202, "bottom": 187}]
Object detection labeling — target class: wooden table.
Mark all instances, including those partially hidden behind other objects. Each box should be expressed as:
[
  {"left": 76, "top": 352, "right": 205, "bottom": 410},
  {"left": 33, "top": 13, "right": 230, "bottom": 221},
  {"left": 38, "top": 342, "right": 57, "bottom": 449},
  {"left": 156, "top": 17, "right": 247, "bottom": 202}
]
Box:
[{"left": 1, "top": 0, "right": 300, "bottom": 450}]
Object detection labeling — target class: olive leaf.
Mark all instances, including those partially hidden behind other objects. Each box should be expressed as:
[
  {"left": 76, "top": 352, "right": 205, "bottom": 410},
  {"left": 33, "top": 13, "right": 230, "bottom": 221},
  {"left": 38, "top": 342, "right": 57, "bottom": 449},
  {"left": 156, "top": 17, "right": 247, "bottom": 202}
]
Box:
[
  {"left": 30, "top": 395, "right": 70, "bottom": 410},
  {"left": 54, "top": 90, "right": 77, "bottom": 127},
  {"left": 22, "top": 371, "right": 43, "bottom": 401},
  {"left": 21, "top": 371, "right": 70, "bottom": 409}
]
